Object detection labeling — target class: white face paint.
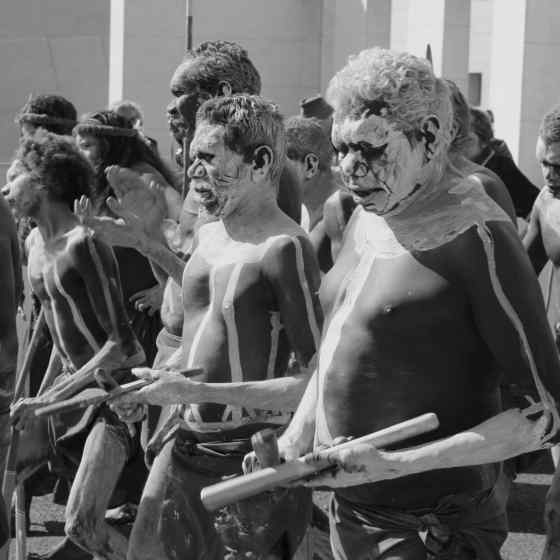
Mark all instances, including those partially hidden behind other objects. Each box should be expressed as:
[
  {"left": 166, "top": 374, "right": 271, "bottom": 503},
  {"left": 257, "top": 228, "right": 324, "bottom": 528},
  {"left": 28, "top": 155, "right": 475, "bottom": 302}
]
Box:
[
  {"left": 332, "top": 114, "right": 425, "bottom": 215},
  {"left": 187, "top": 123, "right": 250, "bottom": 219}
]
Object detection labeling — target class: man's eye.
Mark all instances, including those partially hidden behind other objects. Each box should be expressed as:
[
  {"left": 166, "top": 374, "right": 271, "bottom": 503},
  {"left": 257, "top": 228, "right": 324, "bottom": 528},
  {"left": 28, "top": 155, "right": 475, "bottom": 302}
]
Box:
[
  {"left": 358, "top": 142, "right": 387, "bottom": 159},
  {"left": 335, "top": 144, "right": 348, "bottom": 157}
]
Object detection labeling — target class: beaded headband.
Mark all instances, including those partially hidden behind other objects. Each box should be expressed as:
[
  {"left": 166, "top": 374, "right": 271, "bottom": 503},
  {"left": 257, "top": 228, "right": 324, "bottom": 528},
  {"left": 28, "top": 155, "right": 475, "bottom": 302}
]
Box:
[
  {"left": 17, "top": 112, "right": 77, "bottom": 128},
  {"left": 72, "top": 122, "right": 138, "bottom": 138}
]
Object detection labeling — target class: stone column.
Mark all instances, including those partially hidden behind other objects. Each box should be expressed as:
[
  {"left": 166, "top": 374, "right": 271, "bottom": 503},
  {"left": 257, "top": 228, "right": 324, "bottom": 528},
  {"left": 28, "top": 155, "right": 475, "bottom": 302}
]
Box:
[
  {"left": 488, "top": 0, "right": 560, "bottom": 185},
  {"left": 391, "top": 0, "right": 471, "bottom": 94},
  {"left": 321, "top": 0, "right": 391, "bottom": 91},
  {"left": 109, "top": 0, "right": 185, "bottom": 156}
]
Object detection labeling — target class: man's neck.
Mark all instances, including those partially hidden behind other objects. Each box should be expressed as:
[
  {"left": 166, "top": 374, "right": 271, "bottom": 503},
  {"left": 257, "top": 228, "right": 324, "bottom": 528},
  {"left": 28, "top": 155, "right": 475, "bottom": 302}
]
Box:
[
  {"left": 303, "top": 172, "right": 338, "bottom": 225},
  {"left": 34, "top": 202, "right": 78, "bottom": 242},
  {"left": 222, "top": 186, "right": 280, "bottom": 239}
]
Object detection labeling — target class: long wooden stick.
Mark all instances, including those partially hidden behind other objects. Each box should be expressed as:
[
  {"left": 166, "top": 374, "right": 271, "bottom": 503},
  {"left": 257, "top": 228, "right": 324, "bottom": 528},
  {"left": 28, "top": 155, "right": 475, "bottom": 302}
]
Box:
[
  {"left": 1, "top": 309, "right": 46, "bottom": 560},
  {"left": 201, "top": 413, "right": 439, "bottom": 511},
  {"left": 34, "top": 368, "right": 204, "bottom": 418}
]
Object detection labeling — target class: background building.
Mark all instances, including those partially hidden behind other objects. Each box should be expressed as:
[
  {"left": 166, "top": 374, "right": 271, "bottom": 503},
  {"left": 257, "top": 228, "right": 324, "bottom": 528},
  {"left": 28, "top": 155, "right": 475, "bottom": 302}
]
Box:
[{"left": 1, "top": 0, "right": 559, "bottom": 185}]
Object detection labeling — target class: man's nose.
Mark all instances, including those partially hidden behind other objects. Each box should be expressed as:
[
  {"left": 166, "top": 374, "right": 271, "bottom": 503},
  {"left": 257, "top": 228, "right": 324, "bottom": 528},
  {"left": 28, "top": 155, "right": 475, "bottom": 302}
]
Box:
[
  {"left": 187, "top": 160, "right": 206, "bottom": 179},
  {"left": 1, "top": 184, "right": 10, "bottom": 197},
  {"left": 166, "top": 99, "right": 178, "bottom": 116},
  {"left": 339, "top": 153, "right": 366, "bottom": 178}
]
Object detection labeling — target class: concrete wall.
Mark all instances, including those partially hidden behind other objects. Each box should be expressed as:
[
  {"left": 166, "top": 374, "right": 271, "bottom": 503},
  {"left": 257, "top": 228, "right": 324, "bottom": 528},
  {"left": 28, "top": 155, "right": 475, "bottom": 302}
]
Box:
[
  {"left": 111, "top": 0, "right": 185, "bottom": 161},
  {"left": 112, "top": 0, "right": 324, "bottom": 159},
  {"left": 321, "top": 0, "right": 391, "bottom": 91},
  {"left": 193, "top": 0, "right": 323, "bottom": 118},
  {"left": 0, "top": 0, "right": 110, "bottom": 175}
]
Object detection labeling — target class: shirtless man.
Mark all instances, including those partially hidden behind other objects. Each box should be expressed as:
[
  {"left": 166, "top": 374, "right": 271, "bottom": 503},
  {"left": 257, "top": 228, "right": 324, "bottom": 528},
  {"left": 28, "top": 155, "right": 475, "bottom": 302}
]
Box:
[
  {"left": 285, "top": 116, "right": 339, "bottom": 270},
  {"left": 266, "top": 48, "right": 560, "bottom": 559},
  {"left": 3, "top": 133, "right": 145, "bottom": 560},
  {"left": 0, "top": 188, "right": 21, "bottom": 551},
  {"left": 523, "top": 104, "right": 560, "bottom": 559},
  {"left": 82, "top": 95, "right": 322, "bottom": 559}
]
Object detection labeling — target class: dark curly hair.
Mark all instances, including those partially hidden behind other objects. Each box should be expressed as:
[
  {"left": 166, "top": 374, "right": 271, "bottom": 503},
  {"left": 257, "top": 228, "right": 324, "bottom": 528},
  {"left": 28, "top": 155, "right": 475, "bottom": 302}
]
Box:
[
  {"left": 540, "top": 104, "right": 560, "bottom": 146},
  {"left": 16, "top": 131, "right": 92, "bottom": 210},
  {"left": 74, "top": 110, "right": 178, "bottom": 202},
  {"left": 15, "top": 94, "right": 77, "bottom": 135},
  {"left": 176, "top": 40, "right": 261, "bottom": 96}
]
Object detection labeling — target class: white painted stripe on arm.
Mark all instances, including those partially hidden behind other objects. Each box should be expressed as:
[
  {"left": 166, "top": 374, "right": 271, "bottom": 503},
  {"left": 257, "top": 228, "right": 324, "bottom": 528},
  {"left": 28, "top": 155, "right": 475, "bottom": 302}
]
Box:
[
  {"left": 86, "top": 237, "right": 121, "bottom": 342},
  {"left": 292, "top": 237, "right": 321, "bottom": 350},
  {"left": 43, "top": 271, "right": 73, "bottom": 364},
  {"left": 53, "top": 260, "right": 101, "bottom": 353},
  {"left": 477, "top": 224, "right": 560, "bottom": 442}
]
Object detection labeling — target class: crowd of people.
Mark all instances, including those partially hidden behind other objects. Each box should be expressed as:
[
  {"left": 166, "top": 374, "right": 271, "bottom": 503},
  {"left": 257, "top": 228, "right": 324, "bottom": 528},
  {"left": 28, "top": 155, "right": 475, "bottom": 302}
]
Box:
[{"left": 0, "top": 39, "right": 559, "bottom": 560}]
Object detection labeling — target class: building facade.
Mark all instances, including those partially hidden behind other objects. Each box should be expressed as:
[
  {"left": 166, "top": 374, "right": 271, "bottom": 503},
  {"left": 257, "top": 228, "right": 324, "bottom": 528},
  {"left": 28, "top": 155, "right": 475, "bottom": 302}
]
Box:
[{"left": 1, "top": 0, "right": 559, "bottom": 185}]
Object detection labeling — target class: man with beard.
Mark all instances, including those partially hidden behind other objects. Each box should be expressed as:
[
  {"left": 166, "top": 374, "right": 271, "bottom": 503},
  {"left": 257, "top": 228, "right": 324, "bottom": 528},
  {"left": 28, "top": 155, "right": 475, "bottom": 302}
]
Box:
[
  {"left": 80, "top": 95, "right": 322, "bottom": 559},
  {"left": 4, "top": 133, "right": 145, "bottom": 560},
  {"left": 264, "top": 48, "right": 560, "bottom": 559}
]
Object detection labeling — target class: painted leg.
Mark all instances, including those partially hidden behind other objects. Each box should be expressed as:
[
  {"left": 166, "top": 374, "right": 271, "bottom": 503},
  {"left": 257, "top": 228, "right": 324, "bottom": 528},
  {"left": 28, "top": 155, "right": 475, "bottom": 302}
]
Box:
[
  {"left": 127, "top": 438, "right": 223, "bottom": 560},
  {"left": 64, "top": 420, "right": 129, "bottom": 560}
]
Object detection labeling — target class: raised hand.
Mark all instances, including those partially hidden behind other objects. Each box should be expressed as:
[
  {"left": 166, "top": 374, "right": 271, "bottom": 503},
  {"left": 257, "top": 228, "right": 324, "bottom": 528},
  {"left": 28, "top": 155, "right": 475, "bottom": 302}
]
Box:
[
  {"left": 106, "top": 165, "right": 168, "bottom": 237},
  {"left": 75, "top": 195, "right": 146, "bottom": 250}
]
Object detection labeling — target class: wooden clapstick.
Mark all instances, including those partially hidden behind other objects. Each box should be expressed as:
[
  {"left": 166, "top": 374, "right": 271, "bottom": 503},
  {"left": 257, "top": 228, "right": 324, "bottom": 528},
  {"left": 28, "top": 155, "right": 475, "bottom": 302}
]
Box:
[
  {"left": 201, "top": 413, "right": 439, "bottom": 511},
  {"left": 34, "top": 368, "right": 204, "bottom": 418}
]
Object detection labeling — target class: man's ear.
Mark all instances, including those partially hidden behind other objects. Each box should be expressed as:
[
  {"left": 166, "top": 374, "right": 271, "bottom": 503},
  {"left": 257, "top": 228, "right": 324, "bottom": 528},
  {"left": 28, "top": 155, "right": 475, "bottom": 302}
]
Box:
[
  {"left": 304, "top": 153, "right": 319, "bottom": 179},
  {"left": 218, "top": 81, "right": 233, "bottom": 97},
  {"left": 419, "top": 115, "right": 442, "bottom": 162},
  {"left": 251, "top": 145, "right": 274, "bottom": 179}
]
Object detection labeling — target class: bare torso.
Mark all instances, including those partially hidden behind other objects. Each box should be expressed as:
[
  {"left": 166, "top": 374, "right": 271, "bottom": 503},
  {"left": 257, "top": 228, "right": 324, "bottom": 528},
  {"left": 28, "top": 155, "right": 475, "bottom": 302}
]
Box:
[
  {"left": 176, "top": 217, "right": 321, "bottom": 430},
  {"left": 27, "top": 225, "right": 141, "bottom": 371},
  {"left": 314, "top": 168, "right": 546, "bottom": 509}
]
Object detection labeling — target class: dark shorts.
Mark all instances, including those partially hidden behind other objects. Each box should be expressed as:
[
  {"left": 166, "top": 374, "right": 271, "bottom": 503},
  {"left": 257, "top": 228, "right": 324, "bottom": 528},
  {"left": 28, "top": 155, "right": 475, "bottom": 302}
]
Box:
[
  {"left": 146, "top": 427, "right": 312, "bottom": 559},
  {"left": 329, "top": 485, "right": 507, "bottom": 560}
]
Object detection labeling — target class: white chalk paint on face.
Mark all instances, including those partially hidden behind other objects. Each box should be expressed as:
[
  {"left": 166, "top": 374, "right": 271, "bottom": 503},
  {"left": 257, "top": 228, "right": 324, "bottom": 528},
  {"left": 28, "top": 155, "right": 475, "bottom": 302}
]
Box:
[
  {"left": 333, "top": 114, "right": 424, "bottom": 216},
  {"left": 188, "top": 123, "right": 249, "bottom": 219}
]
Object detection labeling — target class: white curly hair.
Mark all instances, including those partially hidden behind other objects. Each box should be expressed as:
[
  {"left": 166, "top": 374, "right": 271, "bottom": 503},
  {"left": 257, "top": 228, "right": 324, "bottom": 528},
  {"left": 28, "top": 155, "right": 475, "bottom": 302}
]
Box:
[{"left": 326, "top": 48, "right": 453, "bottom": 150}]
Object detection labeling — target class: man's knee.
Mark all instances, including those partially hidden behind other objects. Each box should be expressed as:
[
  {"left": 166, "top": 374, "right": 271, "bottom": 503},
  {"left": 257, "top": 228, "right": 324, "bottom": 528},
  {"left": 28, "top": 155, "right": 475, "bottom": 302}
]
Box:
[{"left": 65, "top": 512, "right": 100, "bottom": 553}]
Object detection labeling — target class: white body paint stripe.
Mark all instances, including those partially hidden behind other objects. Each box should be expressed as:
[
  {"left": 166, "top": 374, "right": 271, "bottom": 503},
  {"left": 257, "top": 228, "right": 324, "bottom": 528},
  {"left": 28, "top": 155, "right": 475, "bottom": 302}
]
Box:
[
  {"left": 53, "top": 260, "right": 101, "bottom": 353},
  {"left": 86, "top": 238, "right": 121, "bottom": 340},
  {"left": 266, "top": 312, "right": 281, "bottom": 380},
  {"left": 221, "top": 263, "right": 244, "bottom": 423},
  {"left": 315, "top": 250, "right": 377, "bottom": 445},
  {"left": 477, "top": 225, "right": 560, "bottom": 441},
  {"left": 185, "top": 267, "right": 217, "bottom": 425},
  {"left": 293, "top": 237, "right": 321, "bottom": 350},
  {"left": 43, "top": 271, "right": 73, "bottom": 362}
]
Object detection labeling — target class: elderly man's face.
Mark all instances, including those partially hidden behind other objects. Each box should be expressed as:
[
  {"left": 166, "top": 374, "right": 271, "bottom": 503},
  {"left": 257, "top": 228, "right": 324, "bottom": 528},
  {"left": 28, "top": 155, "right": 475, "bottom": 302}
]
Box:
[
  {"left": 167, "top": 61, "right": 213, "bottom": 165},
  {"left": 332, "top": 113, "right": 425, "bottom": 215},
  {"left": 187, "top": 122, "right": 251, "bottom": 219}
]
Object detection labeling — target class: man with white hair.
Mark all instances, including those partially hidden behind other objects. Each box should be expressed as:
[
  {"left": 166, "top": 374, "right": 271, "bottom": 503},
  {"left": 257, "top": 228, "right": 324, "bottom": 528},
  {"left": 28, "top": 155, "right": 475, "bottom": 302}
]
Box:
[{"left": 272, "top": 48, "right": 560, "bottom": 559}]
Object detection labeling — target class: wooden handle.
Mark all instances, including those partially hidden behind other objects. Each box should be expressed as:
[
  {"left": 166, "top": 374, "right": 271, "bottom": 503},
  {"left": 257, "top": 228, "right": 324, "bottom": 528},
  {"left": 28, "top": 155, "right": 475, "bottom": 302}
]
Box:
[{"left": 201, "top": 413, "right": 439, "bottom": 511}]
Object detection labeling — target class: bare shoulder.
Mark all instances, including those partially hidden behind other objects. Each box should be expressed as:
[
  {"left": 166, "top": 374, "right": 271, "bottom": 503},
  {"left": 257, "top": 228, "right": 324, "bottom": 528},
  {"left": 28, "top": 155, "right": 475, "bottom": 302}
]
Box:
[
  {"left": 260, "top": 230, "right": 316, "bottom": 277},
  {"left": 444, "top": 219, "right": 526, "bottom": 278}
]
